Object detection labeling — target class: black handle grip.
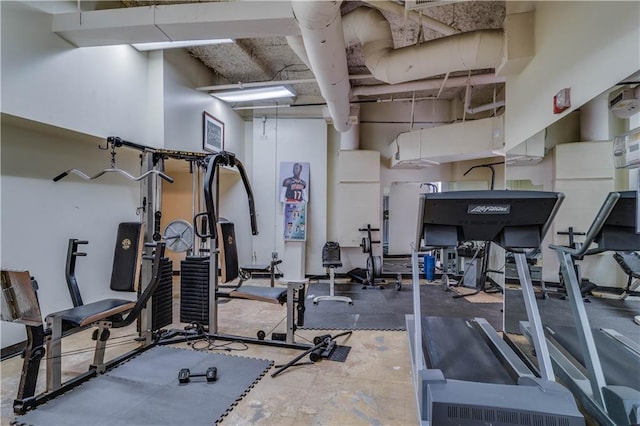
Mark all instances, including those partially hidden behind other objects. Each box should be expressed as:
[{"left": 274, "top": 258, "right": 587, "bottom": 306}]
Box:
[
  {"left": 53, "top": 172, "right": 68, "bottom": 182},
  {"left": 194, "top": 212, "right": 213, "bottom": 239}
]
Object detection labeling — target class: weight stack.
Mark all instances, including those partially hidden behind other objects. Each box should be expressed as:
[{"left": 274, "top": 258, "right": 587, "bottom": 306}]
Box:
[
  {"left": 151, "top": 257, "right": 173, "bottom": 330},
  {"left": 180, "top": 256, "right": 209, "bottom": 325}
]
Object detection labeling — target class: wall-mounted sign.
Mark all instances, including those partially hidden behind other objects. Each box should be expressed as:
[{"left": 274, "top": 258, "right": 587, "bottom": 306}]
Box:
[{"left": 284, "top": 202, "right": 306, "bottom": 241}]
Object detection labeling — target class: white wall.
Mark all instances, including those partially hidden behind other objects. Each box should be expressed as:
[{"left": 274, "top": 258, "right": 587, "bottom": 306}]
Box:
[
  {"left": 0, "top": 1, "right": 248, "bottom": 350},
  {"left": 1, "top": 118, "right": 142, "bottom": 348},
  {"left": 505, "top": 1, "right": 640, "bottom": 151},
  {"left": 1, "top": 1, "right": 153, "bottom": 145},
  {"left": 162, "top": 48, "right": 251, "bottom": 263},
  {"left": 251, "top": 117, "right": 328, "bottom": 277}
]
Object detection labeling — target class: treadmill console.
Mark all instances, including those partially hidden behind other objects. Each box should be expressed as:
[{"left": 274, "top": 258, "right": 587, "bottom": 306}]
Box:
[{"left": 417, "top": 190, "right": 563, "bottom": 251}]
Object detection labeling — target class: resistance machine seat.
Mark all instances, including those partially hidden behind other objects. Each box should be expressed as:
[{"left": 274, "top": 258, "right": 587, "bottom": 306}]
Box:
[
  {"left": 46, "top": 223, "right": 166, "bottom": 393},
  {"left": 1, "top": 223, "right": 166, "bottom": 414}
]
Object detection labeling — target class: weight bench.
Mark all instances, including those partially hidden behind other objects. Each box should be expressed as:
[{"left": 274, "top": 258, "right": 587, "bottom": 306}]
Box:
[
  {"left": 45, "top": 223, "right": 166, "bottom": 392},
  {"left": 613, "top": 251, "right": 640, "bottom": 300},
  {"left": 216, "top": 220, "right": 305, "bottom": 343}
]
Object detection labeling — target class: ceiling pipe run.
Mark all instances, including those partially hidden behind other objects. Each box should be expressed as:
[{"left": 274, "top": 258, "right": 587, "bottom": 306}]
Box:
[
  {"left": 342, "top": 7, "right": 504, "bottom": 85},
  {"left": 289, "top": 2, "right": 505, "bottom": 133},
  {"left": 291, "top": 1, "right": 352, "bottom": 132},
  {"left": 360, "top": 0, "right": 458, "bottom": 36},
  {"left": 352, "top": 73, "right": 505, "bottom": 97}
]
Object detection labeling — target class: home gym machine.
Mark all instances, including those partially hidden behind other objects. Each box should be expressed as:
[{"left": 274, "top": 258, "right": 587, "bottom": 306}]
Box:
[
  {"left": 521, "top": 191, "right": 640, "bottom": 426},
  {"left": 171, "top": 151, "right": 309, "bottom": 349},
  {"left": 408, "top": 190, "right": 584, "bottom": 425}
]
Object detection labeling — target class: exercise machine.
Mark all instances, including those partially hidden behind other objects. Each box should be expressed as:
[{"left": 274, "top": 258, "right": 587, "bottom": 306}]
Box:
[
  {"left": 522, "top": 191, "right": 640, "bottom": 426},
  {"left": 408, "top": 190, "right": 584, "bottom": 425},
  {"left": 313, "top": 241, "right": 352, "bottom": 305},
  {"left": 555, "top": 227, "right": 597, "bottom": 300},
  {"left": 348, "top": 224, "right": 401, "bottom": 291},
  {"left": 613, "top": 251, "right": 640, "bottom": 300},
  {"left": 1, "top": 240, "right": 166, "bottom": 414},
  {"left": 173, "top": 151, "right": 308, "bottom": 349}
]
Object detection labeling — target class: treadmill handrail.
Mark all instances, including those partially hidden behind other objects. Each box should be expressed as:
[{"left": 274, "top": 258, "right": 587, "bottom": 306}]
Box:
[{"left": 549, "top": 192, "right": 621, "bottom": 258}]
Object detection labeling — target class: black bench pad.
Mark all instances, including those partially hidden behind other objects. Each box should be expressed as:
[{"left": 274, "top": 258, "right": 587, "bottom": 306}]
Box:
[
  {"left": 229, "top": 286, "right": 287, "bottom": 304},
  {"left": 240, "top": 264, "right": 271, "bottom": 272},
  {"left": 48, "top": 299, "right": 135, "bottom": 327},
  {"left": 614, "top": 251, "right": 640, "bottom": 278}
]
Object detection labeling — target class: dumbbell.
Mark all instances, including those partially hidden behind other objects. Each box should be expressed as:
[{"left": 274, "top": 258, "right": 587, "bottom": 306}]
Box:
[{"left": 177, "top": 367, "right": 217, "bottom": 384}]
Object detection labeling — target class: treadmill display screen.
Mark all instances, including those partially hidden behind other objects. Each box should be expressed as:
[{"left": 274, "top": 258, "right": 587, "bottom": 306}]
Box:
[
  {"left": 595, "top": 190, "right": 640, "bottom": 251},
  {"left": 418, "top": 190, "right": 561, "bottom": 250}
]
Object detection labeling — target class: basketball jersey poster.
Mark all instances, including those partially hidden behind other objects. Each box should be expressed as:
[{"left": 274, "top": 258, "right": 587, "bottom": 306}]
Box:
[
  {"left": 279, "top": 162, "right": 310, "bottom": 204},
  {"left": 283, "top": 202, "right": 306, "bottom": 241}
]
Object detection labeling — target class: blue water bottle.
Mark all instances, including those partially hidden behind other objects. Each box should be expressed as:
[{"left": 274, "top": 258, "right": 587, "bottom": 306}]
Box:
[{"left": 424, "top": 255, "right": 435, "bottom": 281}]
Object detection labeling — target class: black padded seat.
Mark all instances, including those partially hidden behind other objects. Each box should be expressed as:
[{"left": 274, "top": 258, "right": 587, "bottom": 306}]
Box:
[
  {"left": 229, "top": 286, "right": 287, "bottom": 304},
  {"left": 240, "top": 264, "right": 271, "bottom": 272},
  {"left": 613, "top": 251, "right": 640, "bottom": 279},
  {"left": 53, "top": 299, "right": 135, "bottom": 328}
]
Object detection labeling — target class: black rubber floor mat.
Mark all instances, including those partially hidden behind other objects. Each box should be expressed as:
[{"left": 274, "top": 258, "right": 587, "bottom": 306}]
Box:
[
  {"left": 327, "top": 345, "right": 351, "bottom": 362},
  {"left": 302, "top": 283, "right": 502, "bottom": 331},
  {"left": 504, "top": 288, "right": 640, "bottom": 338},
  {"left": 14, "top": 346, "right": 272, "bottom": 425}
]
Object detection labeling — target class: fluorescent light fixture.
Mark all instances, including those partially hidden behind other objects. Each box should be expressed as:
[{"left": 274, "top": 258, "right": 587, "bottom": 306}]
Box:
[
  {"left": 211, "top": 86, "right": 296, "bottom": 103},
  {"left": 132, "top": 39, "right": 233, "bottom": 51}
]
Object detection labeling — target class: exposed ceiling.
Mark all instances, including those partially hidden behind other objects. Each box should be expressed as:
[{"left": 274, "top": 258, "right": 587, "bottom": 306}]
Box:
[{"left": 122, "top": 0, "right": 507, "bottom": 119}]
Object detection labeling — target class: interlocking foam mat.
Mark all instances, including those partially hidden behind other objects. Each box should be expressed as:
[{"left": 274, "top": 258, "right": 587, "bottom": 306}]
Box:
[{"left": 14, "top": 346, "right": 272, "bottom": 426}]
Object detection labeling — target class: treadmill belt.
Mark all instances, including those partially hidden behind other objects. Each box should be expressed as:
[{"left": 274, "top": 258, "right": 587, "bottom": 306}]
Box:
[
  {"left": 15, "top": 346, "right": 272, "bottom": 425},
  {"left": 422, "top": 316, "right": 514, "bottom": 385},
  {"left": 548, "top": 325, "right": 640, "bottom": 391}
]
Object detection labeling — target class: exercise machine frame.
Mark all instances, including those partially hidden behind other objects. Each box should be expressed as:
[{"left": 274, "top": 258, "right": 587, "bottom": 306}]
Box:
[
  {"left": 408, "top": 190, "right": 584, "bottom": 425},
  {"left": 179, "top": 151, "right": 310, "bottom": 350},
  {"left": 525, "top": 191, "right": 640, "bottom": 426}
]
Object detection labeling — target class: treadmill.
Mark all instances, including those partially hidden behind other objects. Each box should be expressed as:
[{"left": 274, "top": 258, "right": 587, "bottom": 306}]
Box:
[
  {"left": 521, "top": 191, "right": 640, "bottom": 425},
  {"left": 407, "top": 190, "right": 584, "bottom": 425}
]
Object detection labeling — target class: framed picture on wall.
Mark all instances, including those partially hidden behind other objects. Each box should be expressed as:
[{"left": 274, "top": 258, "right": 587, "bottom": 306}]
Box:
[{"left": 203, "top": 111, "right": 224, "bottom": 153}]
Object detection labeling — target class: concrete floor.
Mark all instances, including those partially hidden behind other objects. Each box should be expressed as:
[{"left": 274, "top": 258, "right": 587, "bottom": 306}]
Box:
[{"left": 1, "top": 278, "right": 425, "bottom": 426}]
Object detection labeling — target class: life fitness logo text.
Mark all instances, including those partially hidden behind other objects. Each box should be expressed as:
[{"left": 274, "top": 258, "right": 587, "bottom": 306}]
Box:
[{"left": 468, "top": 204, "right": 510, "bottom": 214}]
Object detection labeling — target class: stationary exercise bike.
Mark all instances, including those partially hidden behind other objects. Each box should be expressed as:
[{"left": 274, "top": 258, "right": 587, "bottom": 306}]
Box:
[{"left": 347, "top": 224, "right": 401, "bottom": 291}]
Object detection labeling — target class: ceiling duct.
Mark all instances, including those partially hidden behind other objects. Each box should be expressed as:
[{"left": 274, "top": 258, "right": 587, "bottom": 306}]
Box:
[
  {"left": 291, "top": 1, "right": 352, "bottom": 132},
  {"left": 289, "top": 2, "right": 504, "bottom": 133}
]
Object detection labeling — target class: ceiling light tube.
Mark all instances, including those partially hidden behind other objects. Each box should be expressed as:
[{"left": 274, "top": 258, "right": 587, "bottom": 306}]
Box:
[
  {"left": 132, "top": 39, "right": 233, "bottom": 51},
  {"left": 211, "top": 86, "right": 296, "bottom": 103}
]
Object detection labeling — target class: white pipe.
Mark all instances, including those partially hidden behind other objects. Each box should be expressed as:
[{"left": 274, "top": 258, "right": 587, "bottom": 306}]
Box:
[
  {"left": 340, "top": 105, "right": 360, "bottom": 150},
  {"left": 342, "top": 7, "right": 504, "bottom": 85},
  {"left": 352, "top": 74, "right": 505, "bottom": 97},
  {"left": 291, "top": 1, "right": 352, "bottom": 132},
  {"left": 361, "top": 0, "right": 457, "bottom": 36},
  {"left": 196, "top": 74, "right": 373, "bottom": 92},
  {"left": 340, "top": 122, "right": 359, "bottom": 150},
  {"left": 289, "top": 3, "right": 504, "bottom": 133},
  {"left": 467, "top": 100, "right": 505, "bottom": 115}
]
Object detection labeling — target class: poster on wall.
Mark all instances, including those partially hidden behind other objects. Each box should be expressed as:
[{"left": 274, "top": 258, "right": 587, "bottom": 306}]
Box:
[
  {"left": 279, "top": 162, "right": 310, "bottom": 203},
  {"left": 283, "top": 202, "right": 307, "bottom": 241}
]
